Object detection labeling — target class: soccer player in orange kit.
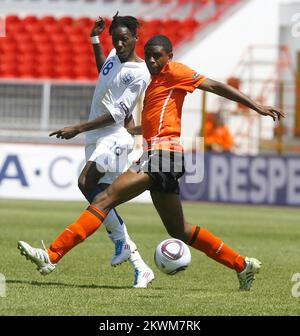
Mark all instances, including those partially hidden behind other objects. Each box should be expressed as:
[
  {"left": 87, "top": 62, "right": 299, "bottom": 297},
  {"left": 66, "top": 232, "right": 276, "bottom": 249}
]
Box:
[{"left": 18, "top": 35, "right": 284, "bottom": 290}]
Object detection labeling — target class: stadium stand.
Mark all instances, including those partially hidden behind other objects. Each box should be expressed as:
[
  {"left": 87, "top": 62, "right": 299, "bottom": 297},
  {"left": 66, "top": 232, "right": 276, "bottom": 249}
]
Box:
[
  {"left": 0, "top": 15, "right": 201, "bottom": 79},
  {"left": 0, "top": 0, "right": 247, "bottom": 134},
  {"left": 0, "top": 0, "right": 243, "bottom": 80}
]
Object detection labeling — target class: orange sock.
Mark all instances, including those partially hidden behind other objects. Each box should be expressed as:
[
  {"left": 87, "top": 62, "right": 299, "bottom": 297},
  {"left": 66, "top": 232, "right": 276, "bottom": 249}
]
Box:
[
  {"left": 187, "top": 225, "right": 245, "bottom": 273},
  {"left": 48, "top": 205, "right": 106, "bottom": 264}
]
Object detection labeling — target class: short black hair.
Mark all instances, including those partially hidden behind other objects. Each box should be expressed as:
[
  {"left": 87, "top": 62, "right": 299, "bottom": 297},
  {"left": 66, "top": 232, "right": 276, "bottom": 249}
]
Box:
[
  {"left": 109, "top": 12, "right": 140, "bottom": 37},
  {"left": 144, "top": 35, "right": 173, "bottom": 53}
]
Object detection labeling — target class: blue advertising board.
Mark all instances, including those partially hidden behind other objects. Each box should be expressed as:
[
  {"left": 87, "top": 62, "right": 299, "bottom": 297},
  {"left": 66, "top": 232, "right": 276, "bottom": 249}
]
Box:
[{"left": 180, "top": 152, "right": 300, "bottom": 207}]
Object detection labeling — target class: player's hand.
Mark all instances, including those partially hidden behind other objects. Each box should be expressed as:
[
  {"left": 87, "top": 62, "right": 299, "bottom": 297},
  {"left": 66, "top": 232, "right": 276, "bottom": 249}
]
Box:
[
  {"left": 49, "top": 127, "right": 80, "bottom": 140},
  {"left": 255, "top": 105, "right": 285, "bottom": 121},
  {"left": 127, "top": 126, "right": 142, "bottom": 135},
  {"left": 90, "top": 17, "right": 106, "bottom": 37}
]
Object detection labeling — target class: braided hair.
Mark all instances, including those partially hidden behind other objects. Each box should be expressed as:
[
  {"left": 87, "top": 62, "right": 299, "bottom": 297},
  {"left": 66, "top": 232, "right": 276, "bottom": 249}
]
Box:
[{"left": 109, "top": 12, "right": 140, "bottom": 37}]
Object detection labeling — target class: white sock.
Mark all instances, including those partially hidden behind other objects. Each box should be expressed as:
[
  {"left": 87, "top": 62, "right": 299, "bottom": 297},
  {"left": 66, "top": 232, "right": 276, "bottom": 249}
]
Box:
[
  {"left": 129, "top": 249, "right": 149, "bottom": 271},
  {"left": 104, "top": 208, "right": 127, "bottom": 241},
  {"left": 103, "top": 208, "right": 149, "bottom": 271}
]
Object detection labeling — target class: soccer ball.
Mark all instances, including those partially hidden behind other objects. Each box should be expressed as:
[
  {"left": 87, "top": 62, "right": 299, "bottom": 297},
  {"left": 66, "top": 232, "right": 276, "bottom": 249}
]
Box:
[{"left": 154, "top": 238, "right": 191, "bottom": 275}]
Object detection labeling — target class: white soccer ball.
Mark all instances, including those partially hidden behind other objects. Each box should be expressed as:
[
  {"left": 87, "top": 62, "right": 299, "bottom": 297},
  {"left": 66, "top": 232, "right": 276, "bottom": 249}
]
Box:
[{"left": 154, "top": 238, "right": 191, "bottom": 275}]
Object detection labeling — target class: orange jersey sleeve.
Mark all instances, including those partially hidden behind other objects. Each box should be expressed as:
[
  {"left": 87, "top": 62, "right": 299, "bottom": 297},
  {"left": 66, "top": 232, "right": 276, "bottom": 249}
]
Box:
[{"left": 166, "top": 62, "right": 206, "bottom": 93}]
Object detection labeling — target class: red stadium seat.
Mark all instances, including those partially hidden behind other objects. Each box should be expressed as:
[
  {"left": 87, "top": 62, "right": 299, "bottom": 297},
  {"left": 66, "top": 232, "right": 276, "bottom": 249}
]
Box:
[
  {"left": 77, "top": 17, "right": 94, "bottom": 28},
  {"left": 65, "top": 25, "right": 86, "bottom": 36},
  {"left": 73, "top": 66, "right": 92, "bottom": 80},
  {"left": 1, "top": 52, "right": 17, "bottom": 63},
  {"left": 23, "top": 16, "right": 39, "bottom": 26},
  {"left": 32, "top": 34, "right": 50, "bottom": 44},
  {"left": 36, "top": 66, "right": 55, "bottom": 79},
  {"left": 2, "top": 12, "right": 230, "bottom": 80},
  {"left": 18, "top": 64, "right": 36, "bottom": 78},
  {"left": 44, "top": 24, "right": 64, "bottom": 35},
  {"left": 54, "top": 64, "right": 73, "bottom": 79},
  {"left": 50, "top": 31, "right": 67, "bottom": 41},
  {"left": 0, "top": 41, "right": 17, "bottom": 54},
  {"left": 35, "top": 43, "right": 55, "bottom": 56},
  {"left": 25, "top": 24, "right": 46, "bottom": 35},
  {"left": 0, "top": 63, "right": 18, "bottom": 78},
  {"left": 90, "top": 68, "right": 99, "bottom": 80},
  {"left": 40, "top": 16, "right": 57, "bottom": 26},
  {"left": 53, "top": 44, "right": 72, "bottom": 56},
  {"left": 6, "top": 15, "right": 21, "bottom": 25},
  {"left": 13, "top": 33, "right": 33, "bottom": 44},
  {"left": 57, "top": 16, "right": 74, "bottom": 27},
  {"left": 73, "top": 55, "right": 94, "bottom": 66},
  {"left": 6, "top": 23, "right": 23, "bottom": 35},
  {"left": 18, "top": 53, "right": 35, "bottom": 65},
  {"left": 68, "top": 34, "right": 87, "bottom": 44},
  {"left": 71, "top": 42, "right": 89, "bottom": 55},
  {"left": 17, "top": 42, "right": 36, "bottom": 54}
]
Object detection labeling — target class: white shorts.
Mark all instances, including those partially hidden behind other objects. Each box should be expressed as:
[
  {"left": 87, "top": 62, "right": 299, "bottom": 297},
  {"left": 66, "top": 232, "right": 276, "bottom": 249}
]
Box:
[{"left": 85, "top": 133, "right": 135, "bottom": 185}]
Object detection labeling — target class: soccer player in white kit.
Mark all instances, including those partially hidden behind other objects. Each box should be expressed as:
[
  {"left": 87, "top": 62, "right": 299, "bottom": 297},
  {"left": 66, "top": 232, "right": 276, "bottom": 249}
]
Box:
[{"left": 18, "top": 14, "right": 154, "bottom": 288}]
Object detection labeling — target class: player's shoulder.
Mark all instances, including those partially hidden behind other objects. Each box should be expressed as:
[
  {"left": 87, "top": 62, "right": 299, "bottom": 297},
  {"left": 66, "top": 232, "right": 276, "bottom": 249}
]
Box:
[
  {"left": 107, "top": 48, "right": 117, "bottom": 59},
  {"left": 167, "top": 61, "right": 195, "bottom": 75},
  {"left": 164, "top": 61, "right": 198, "bottom": 83}
]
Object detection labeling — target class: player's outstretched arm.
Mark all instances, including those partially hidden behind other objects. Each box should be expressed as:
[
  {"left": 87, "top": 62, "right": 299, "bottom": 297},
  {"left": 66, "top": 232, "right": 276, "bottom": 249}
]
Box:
[
  {"left": 49, "top": 112, "right": 115, "bottom": 139},
  {"left": 199, "top": 78, "right": 285, "bottom": 121},
  {"left": 90, "top": 17, "right": 107, "bottom": 73}
]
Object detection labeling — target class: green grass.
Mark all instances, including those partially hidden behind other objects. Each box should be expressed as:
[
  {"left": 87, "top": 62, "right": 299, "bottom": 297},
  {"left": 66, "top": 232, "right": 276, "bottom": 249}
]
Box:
[{"left": 0, "top": 199, "right": 299, "bottom": 316}]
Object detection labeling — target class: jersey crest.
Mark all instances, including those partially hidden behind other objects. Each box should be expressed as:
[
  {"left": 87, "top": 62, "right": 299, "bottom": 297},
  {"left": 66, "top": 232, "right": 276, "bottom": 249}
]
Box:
[{"left": 121, "top": 71, "right": 135, "bottom": 86}]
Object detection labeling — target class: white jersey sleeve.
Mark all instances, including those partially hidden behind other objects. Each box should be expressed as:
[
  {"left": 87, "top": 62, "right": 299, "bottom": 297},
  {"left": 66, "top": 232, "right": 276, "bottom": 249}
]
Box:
[
  {"left": 101, "top": 78, "right": 148, "bottom": 124},
  {"left": 106, "top": 48, "right": 116, "bottom": 58}
]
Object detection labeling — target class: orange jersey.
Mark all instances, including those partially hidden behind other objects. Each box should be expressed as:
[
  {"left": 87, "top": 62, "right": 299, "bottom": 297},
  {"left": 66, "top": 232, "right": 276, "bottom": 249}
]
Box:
[{"left": 142, "top": 61, "right": 206, "bottom": 151}]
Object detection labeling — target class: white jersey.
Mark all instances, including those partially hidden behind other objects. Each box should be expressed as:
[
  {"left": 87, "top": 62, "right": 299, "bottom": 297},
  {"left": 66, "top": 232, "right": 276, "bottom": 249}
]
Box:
[{"left": 86, "top": 49, "right": 150, "bottom": 145}]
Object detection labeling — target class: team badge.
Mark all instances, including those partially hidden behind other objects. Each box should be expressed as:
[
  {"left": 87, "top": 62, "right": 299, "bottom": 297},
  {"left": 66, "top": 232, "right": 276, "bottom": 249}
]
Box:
[{"left": 121, "top": 71, "right": 135, "bottom": 85}]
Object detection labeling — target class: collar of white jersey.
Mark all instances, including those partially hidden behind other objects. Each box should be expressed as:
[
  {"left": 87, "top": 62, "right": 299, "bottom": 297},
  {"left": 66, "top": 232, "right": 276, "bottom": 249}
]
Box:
[{"left": 109, "top": 49, "right": 146, "bottom": 68}]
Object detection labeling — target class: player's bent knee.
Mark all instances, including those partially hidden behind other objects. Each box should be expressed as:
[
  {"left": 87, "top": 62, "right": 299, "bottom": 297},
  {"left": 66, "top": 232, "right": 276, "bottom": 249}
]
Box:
[
  {"left": 78, "top": 174, "right": 95, "bottom": 198},
  {"left": 92, "top": 189, "right": 115, "bottom": 213},
  {"left": 78, "top": 175, "right": 86, "bottom": 194}
]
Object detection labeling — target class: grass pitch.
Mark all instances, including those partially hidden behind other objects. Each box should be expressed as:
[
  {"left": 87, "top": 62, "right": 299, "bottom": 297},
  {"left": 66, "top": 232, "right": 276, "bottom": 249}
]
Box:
[{"left": 0, "top": 199, "right": 299, "bottom": 316}]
